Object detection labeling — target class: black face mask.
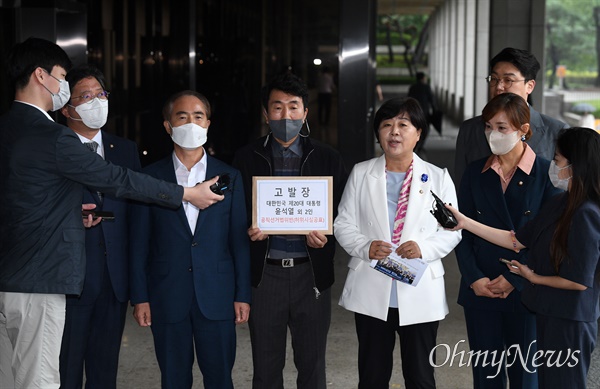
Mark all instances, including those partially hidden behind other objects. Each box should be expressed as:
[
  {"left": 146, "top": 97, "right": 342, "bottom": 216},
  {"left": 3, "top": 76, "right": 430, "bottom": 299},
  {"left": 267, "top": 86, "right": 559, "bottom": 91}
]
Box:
[{"left": 269, "top": 119, "right": 303, "bottom": 142}]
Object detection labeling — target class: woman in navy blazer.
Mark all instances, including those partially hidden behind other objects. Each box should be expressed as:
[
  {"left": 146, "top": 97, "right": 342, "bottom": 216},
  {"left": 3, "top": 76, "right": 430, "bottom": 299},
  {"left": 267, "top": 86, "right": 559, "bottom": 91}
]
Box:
[
  {"left": 449, "top": 127, "right": 600, "bottom": 389},
  {"left": 456, "top": 93, "right": 562, "bottom": 388}
]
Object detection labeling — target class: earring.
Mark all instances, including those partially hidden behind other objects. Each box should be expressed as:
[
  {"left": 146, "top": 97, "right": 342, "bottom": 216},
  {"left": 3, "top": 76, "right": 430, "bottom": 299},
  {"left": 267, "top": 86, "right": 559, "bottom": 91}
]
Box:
[{"left": 521, "top": 134, "right": 526, "bottom": 141}]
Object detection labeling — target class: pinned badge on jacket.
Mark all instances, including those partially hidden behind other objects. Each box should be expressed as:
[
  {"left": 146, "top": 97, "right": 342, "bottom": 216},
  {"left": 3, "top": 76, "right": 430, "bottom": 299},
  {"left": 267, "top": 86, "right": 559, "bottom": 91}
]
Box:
[{"left": 419, "top": 174, "right": 428, "bottom": 194}]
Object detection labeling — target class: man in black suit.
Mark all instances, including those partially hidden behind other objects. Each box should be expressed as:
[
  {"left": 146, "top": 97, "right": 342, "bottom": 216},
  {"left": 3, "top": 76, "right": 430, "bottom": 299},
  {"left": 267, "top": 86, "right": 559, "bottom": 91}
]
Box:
[
  {"left": 57, "top": 64, "right": 139, "bottom": 389},
  {"left": 0, "top": 37, "right": 223, "bottom": 389},
  {"left": 408, "top": 72, "right": 438, "bottom": 155}
]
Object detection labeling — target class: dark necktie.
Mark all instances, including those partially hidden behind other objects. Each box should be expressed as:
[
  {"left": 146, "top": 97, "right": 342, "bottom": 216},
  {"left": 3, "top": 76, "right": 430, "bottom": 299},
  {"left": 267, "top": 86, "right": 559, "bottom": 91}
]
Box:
[
  {"left": 84, "top": 141, "right": 103, "bottom": 203},
  {"left": 84, "top": 141, "right": 99, "bottom": 153}
]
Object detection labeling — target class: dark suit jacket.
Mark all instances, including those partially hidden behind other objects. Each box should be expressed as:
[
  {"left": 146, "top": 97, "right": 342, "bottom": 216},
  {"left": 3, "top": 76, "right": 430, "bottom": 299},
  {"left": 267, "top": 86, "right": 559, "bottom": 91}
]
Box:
[
  {"left": 0, "top": 102, "right": 183, "bottom": 295},
  {"left": 454, "top": 106, "right": 568, "bottom": 187},
  {"left": 456, "top": 155, "right": 562, "bottom": 312},
  {"left": 68, "top": 132, "right": 141, "bottom": 305},
  {"left": 518, "top": 195, "right": 600, "bottom": 322},
  {"left": 129, "top": 154, "right": 251, "bottom": 323}
]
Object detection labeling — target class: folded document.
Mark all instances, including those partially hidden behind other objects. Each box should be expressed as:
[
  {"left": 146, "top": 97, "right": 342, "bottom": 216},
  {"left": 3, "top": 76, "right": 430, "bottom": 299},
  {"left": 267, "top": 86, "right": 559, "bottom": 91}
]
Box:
[{"left": 370, "top": 244, "right": 428, "bottom": 287}]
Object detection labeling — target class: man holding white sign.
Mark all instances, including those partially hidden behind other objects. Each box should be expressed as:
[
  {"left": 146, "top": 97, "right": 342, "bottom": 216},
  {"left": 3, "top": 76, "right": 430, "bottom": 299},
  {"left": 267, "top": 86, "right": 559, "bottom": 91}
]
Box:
[{"left": 233, "top": 73, "right": 347, "bottom": 389}]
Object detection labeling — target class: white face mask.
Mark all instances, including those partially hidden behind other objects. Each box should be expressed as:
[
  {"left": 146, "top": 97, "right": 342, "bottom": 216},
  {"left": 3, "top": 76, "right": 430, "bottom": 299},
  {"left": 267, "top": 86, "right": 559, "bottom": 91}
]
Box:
[
  {"left": 485, "top": 129, "right": 521, "bottom": 155},
  {"left": 548, "top": 160, "right": 571, "bottom": 191},
  {"left": 169, "top": 122, "right": 208, "bottom": 150},
  {"left": 71, "top": 98, "right": 109, "bottom": 129},
  {"left": 42, "top": 70, "right": 70, "bottom": 111}
]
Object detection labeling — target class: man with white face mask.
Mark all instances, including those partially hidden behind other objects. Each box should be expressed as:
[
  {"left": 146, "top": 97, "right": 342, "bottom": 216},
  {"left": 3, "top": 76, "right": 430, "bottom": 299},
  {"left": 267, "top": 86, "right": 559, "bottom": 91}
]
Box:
[
  {"left": 0, "top": 38, "right": 223, "bottom": 389},
  {"left": 129, "top": 90, "right": 251, "bottom": 389},
  {"left": 58, "top": 64, "right": 140, "bottom": 389}
]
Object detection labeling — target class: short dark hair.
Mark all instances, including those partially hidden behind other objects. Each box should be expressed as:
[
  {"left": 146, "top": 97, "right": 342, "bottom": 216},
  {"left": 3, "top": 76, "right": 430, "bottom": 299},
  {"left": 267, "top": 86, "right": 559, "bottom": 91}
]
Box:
[
  {"left": 7, "top": 37, "right": 72, "bottom": 90},
  {"left": 490, "top": 47, "right": 540, "bottom": 81},
  {"left": 482, "top": 93, "right": 531, "bottom": 140},
  {"left": 416, "top": 72, "right": 426, "bottom": 81},
  {"left": 65, "top": 64, "right": 107, "bottom": 101},
  {"left": 373, "top": 97, "right": 428, "bottom": 143},
  {"left": 261, "top": 73, "right": 309, "bottom": 111},
  {"left": 162, "top": 90, "right": 211, "bottom": 121}
]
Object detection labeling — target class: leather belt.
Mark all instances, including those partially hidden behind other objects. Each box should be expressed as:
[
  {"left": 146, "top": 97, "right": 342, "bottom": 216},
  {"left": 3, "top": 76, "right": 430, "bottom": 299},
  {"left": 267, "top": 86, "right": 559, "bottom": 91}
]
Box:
[{"left": 265, "top": 257, "right": 309, "bottom": 268}]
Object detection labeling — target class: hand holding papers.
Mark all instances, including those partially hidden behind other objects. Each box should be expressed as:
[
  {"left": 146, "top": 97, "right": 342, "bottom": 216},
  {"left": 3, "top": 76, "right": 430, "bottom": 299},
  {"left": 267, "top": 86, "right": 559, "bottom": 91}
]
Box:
[{"left": 370, "top": 243, "right": 428, "bottom": 286}]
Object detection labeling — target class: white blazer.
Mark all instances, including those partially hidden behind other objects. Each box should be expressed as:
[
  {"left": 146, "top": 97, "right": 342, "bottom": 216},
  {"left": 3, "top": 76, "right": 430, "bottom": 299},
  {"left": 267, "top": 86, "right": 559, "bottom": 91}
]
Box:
[{"left": 334, "top": 154, "right": 461, "bottom": 326}]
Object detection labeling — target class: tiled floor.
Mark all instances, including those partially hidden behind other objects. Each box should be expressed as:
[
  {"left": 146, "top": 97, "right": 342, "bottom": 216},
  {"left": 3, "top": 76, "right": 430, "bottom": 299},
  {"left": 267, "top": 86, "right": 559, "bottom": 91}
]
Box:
[{"left": 116, "top": 252, "right": 476, "bottom": 389}]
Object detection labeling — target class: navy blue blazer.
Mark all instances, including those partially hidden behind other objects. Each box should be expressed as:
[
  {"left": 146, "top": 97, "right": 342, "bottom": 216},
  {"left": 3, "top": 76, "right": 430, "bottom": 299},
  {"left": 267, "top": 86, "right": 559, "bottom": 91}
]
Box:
[
  {"left": 67, "top": 132, "right": 141, "bottom": 304},
  {"left": 129, "top": 154, "right": 251, "bottom": 323},
  {"left": 0, "top": 102, "right": 182, "bottom": 295},
  {"left": 456, "top": 154, "right": 562, "bottom": 312},
  {"left": 519, "top": 194, "right": 600, "bottom": 322}
]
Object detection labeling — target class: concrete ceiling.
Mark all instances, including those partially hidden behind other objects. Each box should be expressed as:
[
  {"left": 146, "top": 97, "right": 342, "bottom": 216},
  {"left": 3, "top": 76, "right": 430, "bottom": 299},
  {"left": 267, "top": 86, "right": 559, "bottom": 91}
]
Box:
[{"left": 378, "top": 0, "right": 445, "bottom": 15}]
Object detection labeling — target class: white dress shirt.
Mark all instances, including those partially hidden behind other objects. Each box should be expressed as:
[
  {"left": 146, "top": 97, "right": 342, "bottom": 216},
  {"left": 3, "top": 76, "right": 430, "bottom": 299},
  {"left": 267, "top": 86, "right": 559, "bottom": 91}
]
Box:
[{"left": 173, "top": 150, "right": 207, "bottom": 232}]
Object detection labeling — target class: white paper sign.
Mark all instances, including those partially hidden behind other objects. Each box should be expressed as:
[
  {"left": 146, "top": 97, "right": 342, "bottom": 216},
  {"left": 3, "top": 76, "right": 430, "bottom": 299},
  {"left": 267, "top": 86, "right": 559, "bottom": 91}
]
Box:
[{"left": 252, "top": 176, "right": 333, "bottom": 234}]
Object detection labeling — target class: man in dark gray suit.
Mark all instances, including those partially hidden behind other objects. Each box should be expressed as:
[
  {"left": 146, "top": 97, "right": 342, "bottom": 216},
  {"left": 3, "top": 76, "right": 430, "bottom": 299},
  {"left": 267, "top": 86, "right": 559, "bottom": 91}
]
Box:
[
  {"left": 58, "top": 64, "right": 140, "bottom": 389},
  {"left": 454, "top": 47, "right": 568, "bottom": 186},
  {"left": 0, "top": 37, "right": 222, "bottom": 389}
]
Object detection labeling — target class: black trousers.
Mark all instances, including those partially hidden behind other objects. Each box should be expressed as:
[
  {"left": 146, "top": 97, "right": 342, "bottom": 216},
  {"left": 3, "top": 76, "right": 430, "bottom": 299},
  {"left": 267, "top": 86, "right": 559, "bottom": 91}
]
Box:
[
  {"left": 60, "top": 264, "right": 127, "bottom": 389},
  {"left": 151, "top": 292, "right": 236, "bottom": 389},
  {"left": 355, "top": 309, "right": 439, "bottom": 389},
  {"left": 249, "top": 262, "right": 331, "bottom": 389}
]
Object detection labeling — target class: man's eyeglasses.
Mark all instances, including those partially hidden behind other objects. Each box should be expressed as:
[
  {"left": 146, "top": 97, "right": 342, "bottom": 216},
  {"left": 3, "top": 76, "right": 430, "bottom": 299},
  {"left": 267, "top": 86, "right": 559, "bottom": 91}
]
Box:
[
  {"left": 485, "top": 76, "right": 526, "bottom": 88},
  {"left": 71, "top": 90, "right": 110, "bottom": 104}
]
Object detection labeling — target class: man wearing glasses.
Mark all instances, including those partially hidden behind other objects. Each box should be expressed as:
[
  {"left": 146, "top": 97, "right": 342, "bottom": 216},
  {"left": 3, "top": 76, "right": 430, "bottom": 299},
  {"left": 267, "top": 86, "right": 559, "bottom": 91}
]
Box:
[
  {"left": 58, "top": 64, "right": 139, "bottom": 389},
  {"left": 454, "top": 47, "right": 568, "bottom": 185},
  {"left": 0, "top": 38, "right": 223, "bottom": 389}
]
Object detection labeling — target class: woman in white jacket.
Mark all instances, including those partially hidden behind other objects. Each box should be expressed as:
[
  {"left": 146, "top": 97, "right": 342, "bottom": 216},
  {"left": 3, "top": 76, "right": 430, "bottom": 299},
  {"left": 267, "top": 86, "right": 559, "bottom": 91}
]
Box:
[{"left": 334, "top": 97, "right": 461, "bottom": 389}]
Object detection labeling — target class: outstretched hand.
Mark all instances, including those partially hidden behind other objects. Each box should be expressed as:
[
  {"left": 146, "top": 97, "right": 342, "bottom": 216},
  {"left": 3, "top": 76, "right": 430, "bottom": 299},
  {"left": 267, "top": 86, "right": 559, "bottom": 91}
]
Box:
[
  {"left": 443, "top": 204, "right": 467, "bottom": 230},
  {"left": 183, "top": 177, "right": 224, "bottom": 209}
]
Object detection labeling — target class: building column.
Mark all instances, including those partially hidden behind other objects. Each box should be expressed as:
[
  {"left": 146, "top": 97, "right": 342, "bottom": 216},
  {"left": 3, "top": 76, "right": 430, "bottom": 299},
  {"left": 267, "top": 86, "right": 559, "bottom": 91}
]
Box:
[{"left": 338, "top": 0, "right": 377, "bottom": 169}]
